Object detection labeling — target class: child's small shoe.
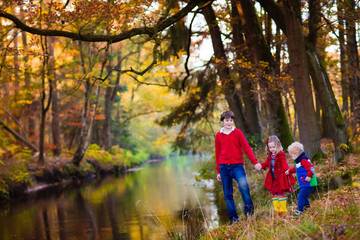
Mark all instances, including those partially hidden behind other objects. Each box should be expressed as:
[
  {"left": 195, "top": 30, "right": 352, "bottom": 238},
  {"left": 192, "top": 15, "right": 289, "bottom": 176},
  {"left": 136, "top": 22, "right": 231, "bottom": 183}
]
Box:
[{"left": 292, "top": 210, "right": 302, "bottom": 217}]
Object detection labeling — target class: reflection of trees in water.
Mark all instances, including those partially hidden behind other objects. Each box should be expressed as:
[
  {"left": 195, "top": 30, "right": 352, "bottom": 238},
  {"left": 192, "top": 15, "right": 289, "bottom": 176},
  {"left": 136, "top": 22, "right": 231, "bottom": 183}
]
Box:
[
  {"left": 42, "top": 209, "right": 51, "bottom": 240},
  {"left": 75, "top": 191, "right": 99, "bottom": 239},
  {"left": 57, "top": 201, "right": 66, "bottom": 240},
  {"left": 105, "top": 194, "right": 133, "bottom": 240},
  {"left": 33, "top": 206, "right": 50, "bottom": 240},
  {"left": 75, "top": 190, "right": 133, "bottom": 240}
]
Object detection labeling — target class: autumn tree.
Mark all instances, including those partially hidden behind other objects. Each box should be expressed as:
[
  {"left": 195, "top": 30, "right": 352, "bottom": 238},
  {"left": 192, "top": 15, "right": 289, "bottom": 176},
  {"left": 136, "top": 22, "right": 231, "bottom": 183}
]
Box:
[{"left": 0, "top": 0, "right": 209, "bottom": 164}]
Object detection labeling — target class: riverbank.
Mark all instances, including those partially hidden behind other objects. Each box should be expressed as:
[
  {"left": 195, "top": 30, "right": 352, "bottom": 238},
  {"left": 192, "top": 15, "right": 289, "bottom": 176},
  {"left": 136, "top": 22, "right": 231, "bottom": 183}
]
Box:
[
  {"left": 199, "top": 151, "right": 360, "bottom": 239},
  {"left": 200, "top": 185, "right": 360, "bottom": 239},
  {"left": 0, "top": 153, "right": 157, "bottom": 202}
]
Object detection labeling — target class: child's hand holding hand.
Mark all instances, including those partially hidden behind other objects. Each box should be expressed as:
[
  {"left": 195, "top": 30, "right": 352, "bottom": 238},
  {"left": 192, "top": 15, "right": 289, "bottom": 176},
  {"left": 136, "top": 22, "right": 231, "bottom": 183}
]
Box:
[
  {"left": 217, "top": 174, "right": 222, "bottom": 181},
  {"left": 285, "top": 169, "right": 290, "bottom": 175},
  {"left": 254, "top": 163, "right": 262, "bottom": 171},
  {"left": 305, "top": 176, "right": 311, "bottom": 182}
]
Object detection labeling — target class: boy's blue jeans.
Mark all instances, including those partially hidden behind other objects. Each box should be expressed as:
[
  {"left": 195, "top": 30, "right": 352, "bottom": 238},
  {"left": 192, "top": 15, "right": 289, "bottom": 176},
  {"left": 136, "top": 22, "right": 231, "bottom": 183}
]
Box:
[
  {"left": 297, "top": 186, "right": 315, "bottom": 212},
  {"left": 219, "top": 163, "right": 254, "bottom": 221}
]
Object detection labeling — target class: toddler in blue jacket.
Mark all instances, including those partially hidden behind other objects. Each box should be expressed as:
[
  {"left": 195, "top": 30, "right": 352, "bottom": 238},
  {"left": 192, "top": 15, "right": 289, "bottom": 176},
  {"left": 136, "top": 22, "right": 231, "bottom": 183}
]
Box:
[{"left": 285, "top": 142, "right": 318, "bottom": 216}]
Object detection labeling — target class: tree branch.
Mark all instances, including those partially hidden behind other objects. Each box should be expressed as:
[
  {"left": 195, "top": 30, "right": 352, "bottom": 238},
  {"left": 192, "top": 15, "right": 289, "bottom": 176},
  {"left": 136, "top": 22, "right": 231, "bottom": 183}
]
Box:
[
  {"left": 256, "top": 0, "right": 286, "bottom": 34},
  {"left": 1, "top": 108, "right": 28, "bottom": 139},
  {"left": 113, "top": 41, "right": 160, "bottom": 76},
  {"left": 120, "top": 110, "right": 164, "bottom": 125},
  {"left": 182, "top": 9, "right": 199, "bottom": 91},
  {"left": 127, "top": 74, "right": 180, "bottom": 90},
  {"left": 320, "top": 12, "right": 346, "bottom": 49},
  {"left": 0, "top": 120, "right": 38, "bottom": 152},
  {"left": 0, "top": 0, "right": 209, "bottom": 43}
]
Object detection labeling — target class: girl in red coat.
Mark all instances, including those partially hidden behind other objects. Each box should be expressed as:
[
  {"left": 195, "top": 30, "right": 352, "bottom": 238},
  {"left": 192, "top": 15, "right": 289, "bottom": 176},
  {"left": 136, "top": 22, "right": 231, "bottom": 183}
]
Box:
[{"left": 258, "top": 135, "right": 296, "bottom": 215}]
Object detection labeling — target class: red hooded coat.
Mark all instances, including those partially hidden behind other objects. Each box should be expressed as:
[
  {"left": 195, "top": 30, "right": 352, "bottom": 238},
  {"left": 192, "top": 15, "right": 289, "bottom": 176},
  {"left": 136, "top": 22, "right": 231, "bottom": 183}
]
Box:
[{"left": 261, "top": 151, "right": 296, "bottom": 193}]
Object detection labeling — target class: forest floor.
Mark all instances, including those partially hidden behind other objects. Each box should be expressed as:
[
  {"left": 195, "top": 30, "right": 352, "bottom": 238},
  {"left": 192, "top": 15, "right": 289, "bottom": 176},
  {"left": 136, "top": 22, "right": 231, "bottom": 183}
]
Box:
[
  {"left": 200, "top": 151, "right": 360, "bottom": 240},
  {"left": 200, "top": 185, "right": 359, "bottom": 240}
]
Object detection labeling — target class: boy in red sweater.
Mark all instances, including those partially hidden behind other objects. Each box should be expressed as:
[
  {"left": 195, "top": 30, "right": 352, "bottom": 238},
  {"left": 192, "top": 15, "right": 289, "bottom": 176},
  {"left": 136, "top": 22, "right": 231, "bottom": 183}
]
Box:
[{"left": 215, "top": 110, "right": 261, "bottom": 224}]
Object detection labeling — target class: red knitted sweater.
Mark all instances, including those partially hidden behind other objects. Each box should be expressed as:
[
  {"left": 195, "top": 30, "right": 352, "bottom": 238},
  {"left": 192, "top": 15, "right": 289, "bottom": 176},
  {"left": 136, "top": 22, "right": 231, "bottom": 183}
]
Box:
[{"left": 215, "top": 128, "right": 258, "bottom": 174}]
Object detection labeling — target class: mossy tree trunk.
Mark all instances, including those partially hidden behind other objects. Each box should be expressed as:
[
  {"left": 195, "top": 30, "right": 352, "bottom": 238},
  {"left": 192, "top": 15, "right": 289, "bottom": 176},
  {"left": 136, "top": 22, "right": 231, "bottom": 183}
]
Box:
[
  {"left": 306, "top": 0, "right": 349, "bottom": 163},
  {"left": 282, "top": 0, "right": 322, "bottom": 158},
  {"left": 236, "top": 0, "right": 293, "bottom": 148},
  {"left": 344, "top": 0, "right": 360, "bottom": 130},
  {"left": 336, "top": 0, "right": 349, "bottom": 114}
]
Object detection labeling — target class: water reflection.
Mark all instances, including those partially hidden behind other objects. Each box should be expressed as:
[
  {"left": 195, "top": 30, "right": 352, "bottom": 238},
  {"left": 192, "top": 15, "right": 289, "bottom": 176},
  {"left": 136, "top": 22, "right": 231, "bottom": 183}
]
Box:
[{"left": 0, "top": 155, "right": 222, "bottom": 240}]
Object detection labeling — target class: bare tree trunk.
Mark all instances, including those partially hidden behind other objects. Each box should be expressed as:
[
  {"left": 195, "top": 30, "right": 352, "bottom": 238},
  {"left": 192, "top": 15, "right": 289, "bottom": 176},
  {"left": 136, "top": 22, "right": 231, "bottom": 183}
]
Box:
[
  {"left": 103, "top": 53, "right": 121, "bottom": 150},
  {"left": 48, "top": 36, "right": 61, "bottom": 156},
  {"left": 13, "top": 29, "right": 20, "bottom": 119},
  {"left": 274, "top": 26, "right": 281, "bottom": 74},
  {"left": 21, "top": 30, "right": 37, "bottom": 146},
  {"left": 237, "top": 0, "right": 293, "bottom": 148},
  {"left": 265, "top": 12, "right": 272, "bottom": 47},
  {"left": 72, "top": 82, "right": 91, "bottom": 165},
  {"left": 231, "top": 0, "right": 262, "bottom": 138},
  {"left": 73, "top": 42, "right": 107, "bottom": 165},
  {"left": 103, "top": 85, "right": 112, "bottom": 150},
  {"left": 38, "top": 36, "right": 53, "bottom": 164},
  {"left": 202, "top": 5, "right": 246, "bottom": 131},
  {"left": 344, "top": 0, "right": 360, "bottom": 130},
  {"left": 282, "top": 0, "right": 322, "bottom": 158},
  {"left": 337, "top": 0, "right": 349, "bottom": 114},
  {"left": 82, "top": 84, "right": 100, "bottom": 156},
  {"left": 72, "top": 42, "right": 91, "bottom": 165}
]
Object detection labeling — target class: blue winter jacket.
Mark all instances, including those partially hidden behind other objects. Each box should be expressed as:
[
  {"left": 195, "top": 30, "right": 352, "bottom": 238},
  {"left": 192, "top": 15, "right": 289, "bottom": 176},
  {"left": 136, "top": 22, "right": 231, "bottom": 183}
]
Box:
[{"left": 294, "top": 152, "right": 318, "bottom": 188}]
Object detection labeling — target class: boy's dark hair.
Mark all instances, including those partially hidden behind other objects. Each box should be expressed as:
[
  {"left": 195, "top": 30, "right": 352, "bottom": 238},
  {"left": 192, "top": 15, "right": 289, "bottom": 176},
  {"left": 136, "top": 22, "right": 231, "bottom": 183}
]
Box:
[{"left": 220, "top": 110, "right": 235, "bottom": 121}]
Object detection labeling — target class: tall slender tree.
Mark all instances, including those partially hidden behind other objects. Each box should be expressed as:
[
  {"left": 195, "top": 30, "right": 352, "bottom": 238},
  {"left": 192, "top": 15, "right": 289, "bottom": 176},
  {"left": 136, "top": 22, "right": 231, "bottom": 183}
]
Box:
[
  {"left": 21, "top": 30, "right": 37, "bottom": 146},
  {"left": 344, "top": 0, "right": 360, "bottom": 130},
  {"left": 38, "top": 36, "right": 53, "bottom": 164},
  {"left": 48, "top": 36, "right": 62, "bottom": 156},
  {"left": 337, "top": 0, "right": 349, "bottom": 114},
  {"left": 103, "top": 51, "right": 122, "bottom": 150}
]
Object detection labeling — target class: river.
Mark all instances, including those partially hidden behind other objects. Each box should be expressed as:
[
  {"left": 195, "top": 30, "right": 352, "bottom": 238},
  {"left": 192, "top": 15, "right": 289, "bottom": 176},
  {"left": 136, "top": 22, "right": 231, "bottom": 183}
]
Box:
[{"left": 0, "top": 155, "right": 227, "bottom": 240}]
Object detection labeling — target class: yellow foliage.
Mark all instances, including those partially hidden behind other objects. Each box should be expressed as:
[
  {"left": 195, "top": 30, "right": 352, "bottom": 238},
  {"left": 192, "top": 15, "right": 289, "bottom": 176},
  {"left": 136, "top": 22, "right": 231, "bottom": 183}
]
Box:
[
  {"left": 152, "top": 134, "right": 170, "bottom": 147},
  {"left": 16, "top": 100, "right": 34, "bottom": 105},
  {"left": 154, "top": 71, "right": 170, "bottom": 77}
]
